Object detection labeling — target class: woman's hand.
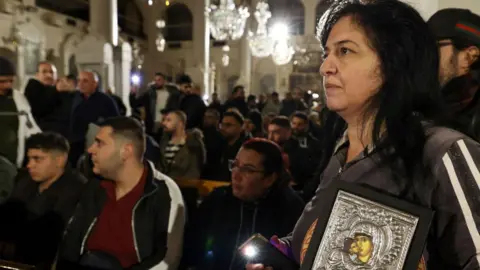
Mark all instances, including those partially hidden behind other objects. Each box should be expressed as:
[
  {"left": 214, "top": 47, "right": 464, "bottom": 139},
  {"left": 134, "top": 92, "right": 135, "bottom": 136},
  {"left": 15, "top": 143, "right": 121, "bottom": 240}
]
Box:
[
  {"left": 270, "top": 235, "right": 289, "bottom": 256},
  {"left": 245, "top": 264, "right": 273, "bottom": 270}
]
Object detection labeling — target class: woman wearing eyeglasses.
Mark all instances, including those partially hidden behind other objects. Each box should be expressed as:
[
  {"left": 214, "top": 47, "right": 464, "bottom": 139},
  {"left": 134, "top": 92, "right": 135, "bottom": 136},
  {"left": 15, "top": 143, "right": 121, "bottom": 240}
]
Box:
[{"left": 182, "top": 138, "right": 305, "bottom": 270}]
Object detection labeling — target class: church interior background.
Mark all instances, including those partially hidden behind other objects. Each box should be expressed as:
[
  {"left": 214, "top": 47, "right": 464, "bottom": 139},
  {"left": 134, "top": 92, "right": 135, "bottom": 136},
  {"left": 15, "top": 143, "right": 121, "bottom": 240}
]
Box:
[{"left": 0, "top": 0, "right": 478, "bottom": 105}]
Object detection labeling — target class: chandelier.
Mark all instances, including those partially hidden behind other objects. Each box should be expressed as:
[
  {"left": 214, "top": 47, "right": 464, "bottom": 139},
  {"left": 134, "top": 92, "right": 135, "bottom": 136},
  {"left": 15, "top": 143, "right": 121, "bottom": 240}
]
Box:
[
  {"left": 248, "top": 1, "right": 274, "bottom": 58},
  {"left": 272, "top": 39, "right": 295, "bottom": 65},
  {"left": 270, "top": 23, "right": 295, "bottom": 65},
  {"left": 2, "top": 24, "right": 22, "bottom": 47},
  {"left": 208, "top": 0, "right": 250, "bottom": 41}
]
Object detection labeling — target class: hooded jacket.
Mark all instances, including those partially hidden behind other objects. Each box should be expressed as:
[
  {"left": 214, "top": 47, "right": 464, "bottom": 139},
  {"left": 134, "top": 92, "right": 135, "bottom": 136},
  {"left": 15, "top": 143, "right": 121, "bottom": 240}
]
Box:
[
  {"left": 158, "top": 128, "right": 206, "bottom": 180},
  {"left": 184, "top": 184, "right": 304, "bottom": 270}
]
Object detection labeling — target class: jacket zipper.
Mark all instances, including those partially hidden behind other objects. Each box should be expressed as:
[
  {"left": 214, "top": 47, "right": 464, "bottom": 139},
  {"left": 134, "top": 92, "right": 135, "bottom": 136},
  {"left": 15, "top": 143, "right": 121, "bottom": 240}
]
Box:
[
  {"left": 131, "top": 190, "right": 157, "bottom": 262},
  {"left": 80, "top": 218, "right": 98, "bottom": 255}
]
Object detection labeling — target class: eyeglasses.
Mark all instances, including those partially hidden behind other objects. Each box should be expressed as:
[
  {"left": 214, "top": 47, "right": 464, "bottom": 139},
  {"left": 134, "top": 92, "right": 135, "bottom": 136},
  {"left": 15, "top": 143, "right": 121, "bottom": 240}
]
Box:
[{"left": 228, "top": 160, "right": 264, "bottom": 175}]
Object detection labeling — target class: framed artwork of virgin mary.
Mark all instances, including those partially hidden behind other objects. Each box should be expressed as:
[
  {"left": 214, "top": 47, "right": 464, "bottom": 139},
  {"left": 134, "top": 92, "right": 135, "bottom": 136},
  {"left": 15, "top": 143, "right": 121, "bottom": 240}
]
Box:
[{"left": 300, "top": 181, "right": 433, "bottom": 270}]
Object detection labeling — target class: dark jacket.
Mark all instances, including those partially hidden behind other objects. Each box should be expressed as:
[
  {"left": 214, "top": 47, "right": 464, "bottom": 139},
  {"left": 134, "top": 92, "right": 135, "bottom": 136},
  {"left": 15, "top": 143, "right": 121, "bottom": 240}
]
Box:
[
  {"left": 283, "top": 136, "right": 321, "bottom": 188},
  {"left": 180, "top": 94, "right": 207, "bottom": 129},
  {"left": 184, "top": 185, "right": 304, "bottom": 270},
  {"left": 213, "top": 134, "right": 249, "bottom": 182},
  {"left": 69, "top": 91, "right": 119, "bottom": 143},
  {"left": 24, "top": 79, "right": 58, "bottom": 130},
  {"left": 286, "top": 126, "right": 480, "bottom": 269},
  {"left": 280, "top": 99, "right": 308, "bottom": 117},
  {"left": 224, "top": 98, "right": 248, "bottom": 117},
  {"left": 0, "top": 155, "right": 16, "bottom": 204},
  {"left": 139, "top": 84, "right": 182, "bottom": 135},
  {"left": 443, "top": 74, "right": 480, "bottom": 141},
  {"left": 59, "top": 163, "right": 184, "bottom": 270},
  {"left": 0, "top": 168, "right": 86, "bottom": 266},
  {"left": 158, "top": 129, "right": 206, "bottom": 180},
  {"left": 8, "top": 168, "right": 87, "bottom": 223}
]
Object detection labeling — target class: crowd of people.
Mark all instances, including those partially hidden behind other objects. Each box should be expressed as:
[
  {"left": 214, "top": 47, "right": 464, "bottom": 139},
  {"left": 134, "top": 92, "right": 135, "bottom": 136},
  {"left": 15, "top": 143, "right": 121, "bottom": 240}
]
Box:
[{"left": 0, "top": 0, "right": 479, "bottom": 269}]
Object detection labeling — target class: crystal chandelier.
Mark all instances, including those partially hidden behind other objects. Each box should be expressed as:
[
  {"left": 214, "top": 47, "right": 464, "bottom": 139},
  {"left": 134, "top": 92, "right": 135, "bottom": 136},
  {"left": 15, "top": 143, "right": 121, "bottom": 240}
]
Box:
[
  {"left": 269, "top": 23, "right": 295, "bottom": 65},
  {"left": 208, "top": 0, "right": 250, "bottom": 41},
  {"left": 2, "top": 24, "right": 22, "bottom": 47},
  {"left": 248, "top": 2, "right": 274, "bottom": 58},
  {"left": 272, "top": 39, "right": 295, "bottom": 65}
]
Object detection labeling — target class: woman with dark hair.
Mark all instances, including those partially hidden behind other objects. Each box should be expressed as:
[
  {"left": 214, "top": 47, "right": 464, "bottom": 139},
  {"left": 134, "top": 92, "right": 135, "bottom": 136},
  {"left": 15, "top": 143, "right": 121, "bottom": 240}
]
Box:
[
  {"left": 183, "top": 138, "right": 304, "bottom": 270},
  {"left": 248, "top": 0, "right": 480, "bottom": 269}
]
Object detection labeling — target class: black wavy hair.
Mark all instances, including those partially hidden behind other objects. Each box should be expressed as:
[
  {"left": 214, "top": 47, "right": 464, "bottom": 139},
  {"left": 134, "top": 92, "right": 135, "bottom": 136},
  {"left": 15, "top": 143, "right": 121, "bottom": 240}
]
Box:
[{"left": 317, "top": 0, "right": 445, "bottom": 194}]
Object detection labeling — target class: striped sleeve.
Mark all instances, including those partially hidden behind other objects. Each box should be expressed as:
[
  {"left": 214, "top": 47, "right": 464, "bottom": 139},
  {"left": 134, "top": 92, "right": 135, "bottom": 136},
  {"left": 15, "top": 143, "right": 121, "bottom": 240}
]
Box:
[{"left": 434, "top": 139, "right": 480, "bottom": 269}]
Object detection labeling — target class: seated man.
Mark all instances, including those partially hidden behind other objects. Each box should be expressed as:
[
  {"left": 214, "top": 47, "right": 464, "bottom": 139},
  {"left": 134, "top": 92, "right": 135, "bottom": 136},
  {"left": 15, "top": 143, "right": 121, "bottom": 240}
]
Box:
[
  {"left": 58, "top": 117, "right": 185, "bottom": 270},
  {"left": 183, "top": 138, "right": 305, "bottom": 270},
  {"left": 0, "top": 132, "right": 87, "bottom": 265}
]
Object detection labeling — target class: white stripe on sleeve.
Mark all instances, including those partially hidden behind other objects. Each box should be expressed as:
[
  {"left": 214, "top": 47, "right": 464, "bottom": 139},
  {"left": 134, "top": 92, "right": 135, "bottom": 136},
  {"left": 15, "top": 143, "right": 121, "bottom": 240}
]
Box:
[
  {"left": 442, "top": 146, "right": 480, "bottom": 266},
  {"left": 458, "top": 140, "right": 480, "bottom": 191}
]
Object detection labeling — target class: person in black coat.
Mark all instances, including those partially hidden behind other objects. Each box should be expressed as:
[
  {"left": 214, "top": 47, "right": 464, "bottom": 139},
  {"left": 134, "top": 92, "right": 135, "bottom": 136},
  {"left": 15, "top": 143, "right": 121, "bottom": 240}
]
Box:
[
  {"left": 183, "top": 139, "right": 305, "bottom": 270},
  {"left": 68, "top": 71, "right": 119, "bottom": 166},
  {"left": 180, "top": 84, "right": 207, "bottom": 130},
  {"left": 0, "top": 132, "right": 87, "bottom": 267},
  {"left": 223, "top": 85, "right": 249, "bottom": 117}
]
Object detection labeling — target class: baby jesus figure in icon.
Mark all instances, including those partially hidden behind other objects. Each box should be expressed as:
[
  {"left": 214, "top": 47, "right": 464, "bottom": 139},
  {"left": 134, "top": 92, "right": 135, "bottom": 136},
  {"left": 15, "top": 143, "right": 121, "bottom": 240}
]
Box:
[{"left": 343, "top": 233, "right": 375, "bottom": 264}]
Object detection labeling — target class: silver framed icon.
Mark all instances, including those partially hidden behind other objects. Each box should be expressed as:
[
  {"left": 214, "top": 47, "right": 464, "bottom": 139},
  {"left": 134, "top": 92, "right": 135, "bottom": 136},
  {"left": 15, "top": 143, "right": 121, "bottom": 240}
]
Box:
[{"left": 301, "top": 181, "right": 433, "bottom": 270}]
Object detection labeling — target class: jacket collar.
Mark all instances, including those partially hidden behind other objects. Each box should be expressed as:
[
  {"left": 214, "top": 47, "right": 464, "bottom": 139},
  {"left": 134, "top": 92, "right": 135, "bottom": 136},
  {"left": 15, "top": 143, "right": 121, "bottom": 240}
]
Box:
[{"left": 143, "top": 161, "right": 159, "bottom": 194}]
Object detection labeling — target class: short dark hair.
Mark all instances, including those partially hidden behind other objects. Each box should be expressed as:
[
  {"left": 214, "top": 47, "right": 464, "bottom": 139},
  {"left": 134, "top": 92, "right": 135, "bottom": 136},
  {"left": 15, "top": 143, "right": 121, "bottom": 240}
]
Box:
[
  {"left": 176, "top": 74, "right": 192, "bottom": 85},
  {"left": 205, "top": 108, "right": 220, "bottom": 120},
  {"left": 223, "top": 111, "right": 244, "bottom": 126},
  {"left": 26, "top": 132, "right": 69, "bottom": 154},
  {"left": 232, "top": 85, "right": 244, "bottom": 95},
  {"left": 291, "top": 111, "right": 309, "bottom": 122},
  {"left": 154, "top": 72, "right": 165, "bottom": 78},
  {"left": 270, "top": 116, "right": 291, "bottom": 129},
  {"left": 169, "top": 110, "right": 187, "bottom": 125},
  {"left": 99, "top": 117, "right": 146, "bottom": 160}
]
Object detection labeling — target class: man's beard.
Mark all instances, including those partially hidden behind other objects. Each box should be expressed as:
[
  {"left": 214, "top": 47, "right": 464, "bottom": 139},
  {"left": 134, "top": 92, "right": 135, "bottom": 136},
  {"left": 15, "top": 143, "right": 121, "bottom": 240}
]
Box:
[{"left": 440, "top": 54, "right": 459, "bottom": 87}]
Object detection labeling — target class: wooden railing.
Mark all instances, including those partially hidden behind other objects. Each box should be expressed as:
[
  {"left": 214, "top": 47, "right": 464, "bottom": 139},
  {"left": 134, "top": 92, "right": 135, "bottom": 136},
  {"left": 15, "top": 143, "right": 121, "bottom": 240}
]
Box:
[
  {"left": 0, "top": 260, "right": 34, "bottom": 270},
  {"left": 175, "top": 179, "right": 230, "bottom": 197}
]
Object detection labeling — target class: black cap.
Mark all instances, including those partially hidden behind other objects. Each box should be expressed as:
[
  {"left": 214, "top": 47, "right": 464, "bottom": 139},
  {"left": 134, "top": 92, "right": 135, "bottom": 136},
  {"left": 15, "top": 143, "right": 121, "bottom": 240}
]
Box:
[
  {"left": 0, "top": 56, "right": 16, "bottom": 76},
  {"left": 428, "top": 8, "right": 480, "bottom": 47}
]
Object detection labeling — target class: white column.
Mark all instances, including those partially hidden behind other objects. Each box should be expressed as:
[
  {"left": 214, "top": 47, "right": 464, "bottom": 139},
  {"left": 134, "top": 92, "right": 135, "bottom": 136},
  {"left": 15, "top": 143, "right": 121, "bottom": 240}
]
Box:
[
  {"left": 204, "top": 0, "right": 211, "bottom": 98},
  {"left": 302, "top": 0, "right": 321, "bottom": 36},
  {"left": 238, "top": 32, "right": 252, "bottom": 94},
  {"left": 90, "top": 0, "right": 118, "bottom": 45}
]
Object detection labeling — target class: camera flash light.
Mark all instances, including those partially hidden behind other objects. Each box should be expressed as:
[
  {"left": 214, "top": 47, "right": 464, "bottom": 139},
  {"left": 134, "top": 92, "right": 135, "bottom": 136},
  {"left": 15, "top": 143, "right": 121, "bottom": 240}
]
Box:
[{"left": 243, "top": 245, "right": 257, "bottom": 258}]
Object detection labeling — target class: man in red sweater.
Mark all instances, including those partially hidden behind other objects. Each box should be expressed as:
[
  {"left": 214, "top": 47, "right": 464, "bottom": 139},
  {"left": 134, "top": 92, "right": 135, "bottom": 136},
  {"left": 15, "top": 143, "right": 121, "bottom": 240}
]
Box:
[{"left": 58, "top": 117, "right": 184, "bottom": 269}]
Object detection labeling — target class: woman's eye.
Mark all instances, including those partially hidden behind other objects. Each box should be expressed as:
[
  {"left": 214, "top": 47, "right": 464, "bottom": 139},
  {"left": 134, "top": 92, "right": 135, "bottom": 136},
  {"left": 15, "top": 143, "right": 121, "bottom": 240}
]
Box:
[{"left": 339, "top": 47, "right": 351, "bottom": 55}]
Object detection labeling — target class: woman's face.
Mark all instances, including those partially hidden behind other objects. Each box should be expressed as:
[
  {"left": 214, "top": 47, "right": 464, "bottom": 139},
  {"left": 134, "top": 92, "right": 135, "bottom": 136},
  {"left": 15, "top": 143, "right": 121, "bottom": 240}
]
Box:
[
  {"left": 231, "top": 148, "right": 275, "bottom": 201},
  {"left": 320, "top": 16, "right": 382, "bottom": 119}
]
